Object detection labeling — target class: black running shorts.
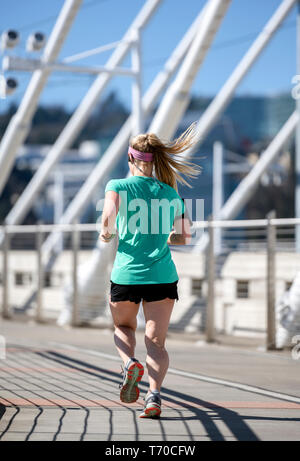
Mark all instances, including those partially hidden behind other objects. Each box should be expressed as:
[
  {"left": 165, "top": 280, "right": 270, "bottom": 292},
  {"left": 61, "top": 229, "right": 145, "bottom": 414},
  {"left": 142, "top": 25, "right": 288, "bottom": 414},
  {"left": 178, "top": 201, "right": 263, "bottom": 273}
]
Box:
[{"left": 110, "top": 280, "right": 179, "bottom": 304}]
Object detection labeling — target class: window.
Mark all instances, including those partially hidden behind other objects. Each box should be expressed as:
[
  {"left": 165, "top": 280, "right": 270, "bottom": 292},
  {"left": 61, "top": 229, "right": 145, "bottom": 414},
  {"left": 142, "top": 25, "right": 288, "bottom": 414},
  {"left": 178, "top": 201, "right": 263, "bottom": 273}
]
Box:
[
  {"left": 15, "top": 272, "right": 32, "bottom": 286},
  {"left": 44, "top": 272, "right": 52, "bottom": 288},
  {"left": 236, "top": 280, "right": 249, "bottom": 299},
  {"left": 192, "top": 278, "right": 203, "bottom": 297},
  {"left": 15, "top": 272, "right": 23, "bottom": 286}
]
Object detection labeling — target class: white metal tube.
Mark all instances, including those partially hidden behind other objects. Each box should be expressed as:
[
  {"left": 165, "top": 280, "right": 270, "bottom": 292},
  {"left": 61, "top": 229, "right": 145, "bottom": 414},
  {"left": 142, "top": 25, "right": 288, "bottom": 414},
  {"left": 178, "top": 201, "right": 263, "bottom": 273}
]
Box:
[
  {"left": 4, "top": 0, "right": 162, "bottom": 229},
  {"left": 186, "top": 0, "right": 298, "bottom": 157},
  {"left": 149, "top": 0, "right": 232, "bottom": 139},
  {"left": 131, "top": 28, "right": 143, "bottom": 134},
  {"left": 2, "top": 216, "right": 300, "bottom": 234},
  {"left": 51, "top": 62, "right": 137, "bottom": 77},
  {"left": 0, "top": 0, "right": 83, "bottom": 196},
  {"left": 5, "top": 216, "right": 300, "bottom": 230},
  {"left": 3, "top": 56, "right": 137, "bottom": 76},
  {"left": 63, "top": 40, "right": 126, "bottom": 62},
  {"left": 3, "top": 223, "right": 99, "bottom": 233},
  {"left": 142, "top": 7, "right": 206, "bottom": 114}
]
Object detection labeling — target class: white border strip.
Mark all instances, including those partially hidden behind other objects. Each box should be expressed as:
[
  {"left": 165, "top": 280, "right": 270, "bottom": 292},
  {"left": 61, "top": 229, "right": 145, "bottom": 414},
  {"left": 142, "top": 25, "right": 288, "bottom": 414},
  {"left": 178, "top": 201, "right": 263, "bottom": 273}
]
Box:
[{"left": 49, "top": 341, "right": 300, "bottom": 405}]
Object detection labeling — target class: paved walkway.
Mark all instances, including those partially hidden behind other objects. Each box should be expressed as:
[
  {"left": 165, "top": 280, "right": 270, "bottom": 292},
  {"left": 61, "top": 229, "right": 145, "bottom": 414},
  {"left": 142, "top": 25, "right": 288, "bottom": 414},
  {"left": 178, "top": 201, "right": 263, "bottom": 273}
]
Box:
[{"left": 0, "top": 320, "right": 300, "bottom": 441}]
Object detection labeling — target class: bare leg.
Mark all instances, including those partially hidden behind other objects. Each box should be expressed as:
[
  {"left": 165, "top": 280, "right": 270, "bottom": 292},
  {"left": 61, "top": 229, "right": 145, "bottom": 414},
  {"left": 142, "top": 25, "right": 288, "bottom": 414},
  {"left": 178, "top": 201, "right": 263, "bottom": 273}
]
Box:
[
  {"left": 142, "top": 298, "right": 175, "bottom": 393},
  {"left": 109, "top": 296, "right": 140, "bottom": 366}
]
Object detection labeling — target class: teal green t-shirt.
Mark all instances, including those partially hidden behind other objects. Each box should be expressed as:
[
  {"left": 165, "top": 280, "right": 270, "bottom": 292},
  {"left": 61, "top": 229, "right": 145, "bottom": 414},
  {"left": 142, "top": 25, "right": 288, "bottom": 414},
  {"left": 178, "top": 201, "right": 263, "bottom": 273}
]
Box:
[{"left": 104, "top": 175, "right": 185, "bottom": 285}]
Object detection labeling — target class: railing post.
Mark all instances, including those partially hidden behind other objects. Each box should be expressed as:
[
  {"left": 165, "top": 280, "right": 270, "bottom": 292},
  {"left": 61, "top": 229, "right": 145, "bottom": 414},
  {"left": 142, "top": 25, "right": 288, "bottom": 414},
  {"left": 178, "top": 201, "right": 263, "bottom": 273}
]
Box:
[
  {"left": 295, "top": 0, "right": 300, "bottom": 252},
  {"left": 36, "top": 223, "right": 44, "bottom": 323},
  {"left": 72, "top": 221, "right": 80, "bottom": 327},
  {"left": 213, "top": 141, "right": 223, "bottom": 255},
  {"left": 266, "top": 210, "right": 277, "bottom": 350},
  {"left": 206, "top": 216, "right": 215, "bottom": 342},
  {"left": 2, "top": 225, "right": 10, "bottom": 319}
]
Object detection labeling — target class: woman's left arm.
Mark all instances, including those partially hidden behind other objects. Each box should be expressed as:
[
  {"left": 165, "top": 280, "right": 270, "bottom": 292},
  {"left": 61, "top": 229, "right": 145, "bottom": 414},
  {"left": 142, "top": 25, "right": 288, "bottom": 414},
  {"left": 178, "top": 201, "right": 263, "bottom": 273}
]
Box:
[{"left": 99, "top": 190, "right": 120, "bottom": 243}]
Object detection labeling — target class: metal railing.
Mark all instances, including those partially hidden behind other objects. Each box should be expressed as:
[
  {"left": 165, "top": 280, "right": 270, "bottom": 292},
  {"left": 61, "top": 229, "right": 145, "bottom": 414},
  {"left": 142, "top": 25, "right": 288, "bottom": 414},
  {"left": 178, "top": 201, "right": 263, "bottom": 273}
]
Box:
[
  {"left": 0, "top": 222, "right": 99, "bottom": 325},
  {"left": 196, "top": 216, "right": 300, "bottom": 349},
  {"left": 1, "top": 217, "right": 300, "bottom": 349}
]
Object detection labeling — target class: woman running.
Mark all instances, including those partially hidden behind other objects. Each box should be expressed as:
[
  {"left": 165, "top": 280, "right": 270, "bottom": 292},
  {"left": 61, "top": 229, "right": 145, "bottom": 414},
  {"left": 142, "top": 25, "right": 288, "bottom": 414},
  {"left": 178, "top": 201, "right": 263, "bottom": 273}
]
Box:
[{"left": 100, "top": 124, "right": 201, "bottom": 419}]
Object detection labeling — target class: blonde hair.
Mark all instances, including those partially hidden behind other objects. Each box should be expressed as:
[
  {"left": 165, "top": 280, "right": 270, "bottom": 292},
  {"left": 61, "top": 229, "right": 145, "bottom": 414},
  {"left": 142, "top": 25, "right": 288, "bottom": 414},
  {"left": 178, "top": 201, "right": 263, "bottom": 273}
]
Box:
[{"left": 130, "top": 123, "right": 202, "bottom": 191}]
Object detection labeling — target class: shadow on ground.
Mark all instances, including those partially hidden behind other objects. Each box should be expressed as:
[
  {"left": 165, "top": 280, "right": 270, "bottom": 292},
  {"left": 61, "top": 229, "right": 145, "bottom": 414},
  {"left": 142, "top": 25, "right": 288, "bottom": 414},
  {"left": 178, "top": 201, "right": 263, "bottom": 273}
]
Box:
[{"left": 2, "top": 346, "right": 299, "bottom": 441}]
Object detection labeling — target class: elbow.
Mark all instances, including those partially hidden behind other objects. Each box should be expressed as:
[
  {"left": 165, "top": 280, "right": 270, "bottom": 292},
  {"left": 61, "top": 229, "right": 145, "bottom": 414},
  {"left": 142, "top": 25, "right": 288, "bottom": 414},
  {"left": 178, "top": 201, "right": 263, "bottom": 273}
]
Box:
[
  {"left": 177, "top": 219, "right": 192, "bottom": 245},
  {"left": 184, "top": 235, "right": 192, "bottom": 245},
  {"left": 174, "top": 233, "right": 192, "bottom": 245},
  {"left": 181, "top": 232, "right": 192, "bottom": 245},
  {"left": 182, "top": 223, "right": 192, "bottom": 245}
]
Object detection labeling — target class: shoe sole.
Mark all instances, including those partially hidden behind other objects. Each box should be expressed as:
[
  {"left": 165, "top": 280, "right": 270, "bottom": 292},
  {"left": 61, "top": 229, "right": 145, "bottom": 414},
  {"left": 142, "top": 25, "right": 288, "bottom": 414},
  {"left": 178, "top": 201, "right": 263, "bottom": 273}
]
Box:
[
  {"left": 120, "top": 362, "right": 144, "bottom": 403},
  {"left": 139, "top": 404, "right": 161, "bottom": 419}
]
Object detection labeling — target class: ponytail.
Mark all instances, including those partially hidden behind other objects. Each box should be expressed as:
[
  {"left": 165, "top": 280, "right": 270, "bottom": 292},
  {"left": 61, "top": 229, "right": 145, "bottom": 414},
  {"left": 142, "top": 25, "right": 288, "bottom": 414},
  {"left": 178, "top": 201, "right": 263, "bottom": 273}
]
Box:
[{"left": 130, "top": 123, "right": 202, "bottom": 191}]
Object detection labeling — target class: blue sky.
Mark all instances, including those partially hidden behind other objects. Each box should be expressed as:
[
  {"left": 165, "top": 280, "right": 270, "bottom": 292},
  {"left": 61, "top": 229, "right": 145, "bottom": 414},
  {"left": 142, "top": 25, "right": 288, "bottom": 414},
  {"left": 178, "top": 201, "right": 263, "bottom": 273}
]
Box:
[{"left": 0, "top": 0, "right": 298, "bottom": 113}]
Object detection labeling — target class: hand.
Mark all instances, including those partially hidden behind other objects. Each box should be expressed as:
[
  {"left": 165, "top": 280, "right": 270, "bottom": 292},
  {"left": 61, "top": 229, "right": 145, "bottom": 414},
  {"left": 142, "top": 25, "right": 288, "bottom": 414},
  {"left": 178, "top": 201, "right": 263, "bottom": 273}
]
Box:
[{"left": 99, "top": 233, "right": 115, "bottom": 243}]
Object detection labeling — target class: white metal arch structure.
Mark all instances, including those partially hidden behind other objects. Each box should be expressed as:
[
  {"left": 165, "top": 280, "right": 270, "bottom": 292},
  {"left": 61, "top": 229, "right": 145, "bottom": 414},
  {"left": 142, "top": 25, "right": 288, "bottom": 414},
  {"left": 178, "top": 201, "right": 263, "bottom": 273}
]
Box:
[
  {"left": 4, "top": 0, "right": 205, "bottom": 324},
  {"left": 183, "top": 0, "right": 297, "bottom": 159},
  {"left": 183, "top": 0, "right": 297, "bottom": 250},
  {"left": 54, "top": 0, "right": 232, "bottom": 325},
  {"left": 0, "top": 0, "right": 83, "bottom": 196},
  {"left": 135, "top": 0, "right": 298, "bottom": 255},
  {"left": 3, "top": 0, "right": 162, "bottom": 231},
  {"left": 4, "top": 0, "right": 297, "bottom": 324},
  {"left": 40, "top": 3, "right": 210, "bottom": 260},
  {"left": 5, "top": 0, "right": 230, "bottom": 252},
  {"left": 149, "top": 0, "right": 232, "bottom": 139},
  {"left": 47, "top": 4, "right": 215, "bottom": 326},
  {"left": 46, "top": 0, "right": 300, "bottom": 324}
]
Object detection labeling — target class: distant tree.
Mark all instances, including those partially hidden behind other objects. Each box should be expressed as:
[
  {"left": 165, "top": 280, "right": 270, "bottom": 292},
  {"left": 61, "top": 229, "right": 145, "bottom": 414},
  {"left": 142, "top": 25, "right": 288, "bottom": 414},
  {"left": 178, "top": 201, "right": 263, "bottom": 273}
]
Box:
[
  {"left": 73, "top": 91, "right": 129, "bottom": 146},
  {"left": 0, "top": 92, "right": 129, "bottom": 147},
  {"left": 0, "top": 166, "right": 37, "bottom": 224},
  {"left": 0, "top": 103, "right": 18, "bottom": 138}
]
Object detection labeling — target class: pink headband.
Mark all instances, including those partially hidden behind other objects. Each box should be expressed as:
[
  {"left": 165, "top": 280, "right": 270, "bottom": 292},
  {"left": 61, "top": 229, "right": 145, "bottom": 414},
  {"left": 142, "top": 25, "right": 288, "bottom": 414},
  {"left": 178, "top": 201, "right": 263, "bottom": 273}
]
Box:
[{"left": 128, "top": 146, "right": 154, "bottom": 162}]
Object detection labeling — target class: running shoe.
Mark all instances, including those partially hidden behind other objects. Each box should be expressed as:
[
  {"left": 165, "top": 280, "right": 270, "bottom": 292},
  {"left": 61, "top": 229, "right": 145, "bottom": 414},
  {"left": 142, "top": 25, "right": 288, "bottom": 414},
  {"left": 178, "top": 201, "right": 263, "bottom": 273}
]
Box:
[
  {"left": 139, "top": 392, "right": 161, "bottom": 419},
  {"left": 119, "top": 358, "right": 144, "bottom": 403}
]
